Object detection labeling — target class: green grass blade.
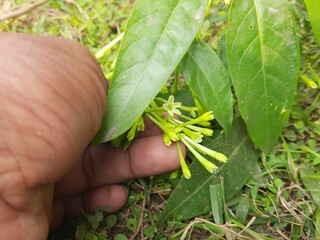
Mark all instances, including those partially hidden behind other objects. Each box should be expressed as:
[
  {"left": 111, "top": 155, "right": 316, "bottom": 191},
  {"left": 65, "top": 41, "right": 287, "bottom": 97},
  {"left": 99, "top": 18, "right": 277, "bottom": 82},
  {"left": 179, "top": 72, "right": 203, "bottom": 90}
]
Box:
[
  {"left": 236, "top": 197, "right": 250, "bottom": 225},
  {"left": 231, "top": 218, "right": 273, "bottom": 240},
  {"left": 210, "top": 183, "right": 224, "bottom": 224}
]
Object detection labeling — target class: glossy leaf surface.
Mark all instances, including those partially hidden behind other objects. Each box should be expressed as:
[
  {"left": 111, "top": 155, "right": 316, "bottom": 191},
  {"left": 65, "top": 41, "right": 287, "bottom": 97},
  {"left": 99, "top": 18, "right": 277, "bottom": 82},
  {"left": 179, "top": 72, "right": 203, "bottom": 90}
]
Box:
[
  {"left": 162, "top": 119, "right": 260, "bottom": 220},
  {"left": 226, "top": 0, "right": 300, "bottom": 152},
  {"left": 180, "top": 41, "right": 233, "bottom": 131},
  {"left": 94, "top": 0, "right": 208, "bottom": 143}
]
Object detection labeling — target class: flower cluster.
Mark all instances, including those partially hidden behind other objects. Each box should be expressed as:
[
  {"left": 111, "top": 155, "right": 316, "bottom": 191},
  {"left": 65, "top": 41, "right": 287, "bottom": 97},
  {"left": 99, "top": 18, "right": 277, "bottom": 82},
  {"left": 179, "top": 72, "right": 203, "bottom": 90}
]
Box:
[{"left": 112, "top": 95, "right": 228, "bottom": 179}]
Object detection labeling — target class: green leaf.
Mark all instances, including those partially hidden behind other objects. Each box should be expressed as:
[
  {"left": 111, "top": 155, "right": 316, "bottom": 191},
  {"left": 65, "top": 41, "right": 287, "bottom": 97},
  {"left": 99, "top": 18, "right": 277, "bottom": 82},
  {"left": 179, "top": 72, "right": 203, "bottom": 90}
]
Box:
[
  {"left": 161, "top": 118, "right": 260, "bottom": 220},
  {"left": 226, "top": 0, "right": 300, "bottom": 152},
  {"left": 210, "top": 183, "right": 224, "bottom": 224},
  {"left": 236, "top": 197, "right": 250, "bottom": 224},
  {"left": 314, "top": 209, "right": 320, "bottom": 239},
  {"left": 94, "top": 0, "right": 208, "bottom": 143},
  {"left": 299, "top": 166, "right": 320, "bottom": 208},
  {"left": 180, "top": 41, "right": 233, "bottom": 131},
  {"left": 304, "top": 0, "right": 320, "bottom": 44},
  {"left": 114, "top": 234, "right": 128, "bottom": 240},
  {"left": 105, "top": 215, "right": 117, "bottom": 229}
]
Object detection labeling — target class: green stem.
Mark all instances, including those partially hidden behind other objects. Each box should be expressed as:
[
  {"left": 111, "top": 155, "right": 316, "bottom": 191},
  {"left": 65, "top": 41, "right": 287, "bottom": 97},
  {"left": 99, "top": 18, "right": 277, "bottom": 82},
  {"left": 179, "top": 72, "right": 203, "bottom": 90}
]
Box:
[
  {"left": 95, "top": 33, "right": 124, "bottom": 59},
  {"left": 176, "top": 141, "right": 191, "bottom": 179},
  {"left": 171, "top": 69, "right": 179, "bottom": 94},
  {"left": 146, "top": 113, "right": 179, "bottom": 141}
]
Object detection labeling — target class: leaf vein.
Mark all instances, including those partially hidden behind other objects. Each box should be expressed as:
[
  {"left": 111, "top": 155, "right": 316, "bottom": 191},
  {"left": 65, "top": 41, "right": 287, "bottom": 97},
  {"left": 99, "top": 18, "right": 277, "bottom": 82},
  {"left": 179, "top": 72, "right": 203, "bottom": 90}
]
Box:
[{"left": 165, "top": 135, "right": 249, "bottom": 217}]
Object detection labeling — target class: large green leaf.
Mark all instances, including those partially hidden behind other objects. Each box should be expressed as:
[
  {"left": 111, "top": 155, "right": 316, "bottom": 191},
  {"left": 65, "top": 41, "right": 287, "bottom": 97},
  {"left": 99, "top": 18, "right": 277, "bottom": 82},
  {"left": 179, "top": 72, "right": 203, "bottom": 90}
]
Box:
[
  {"left": 179, "top": 41, "right": 233, "bottom": 131},
  {"left": 161, "top": 118, "right": 260, "bottom": 220},
  {"left": 94, "top": 0, "right": 208, "bottom": 143},
  {"left": 226, "top": 0, "right": 300, "bottom": 152},
  {"left": 304, "top": 0, "right": 320, "bottom": 44}
]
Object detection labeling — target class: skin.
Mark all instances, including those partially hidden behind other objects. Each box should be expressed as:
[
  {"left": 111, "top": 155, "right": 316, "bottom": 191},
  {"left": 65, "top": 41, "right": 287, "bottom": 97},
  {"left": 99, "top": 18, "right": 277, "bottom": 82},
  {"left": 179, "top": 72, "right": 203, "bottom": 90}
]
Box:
[{"left": 0, "top": 33, "right": 185, "bottom": 239}]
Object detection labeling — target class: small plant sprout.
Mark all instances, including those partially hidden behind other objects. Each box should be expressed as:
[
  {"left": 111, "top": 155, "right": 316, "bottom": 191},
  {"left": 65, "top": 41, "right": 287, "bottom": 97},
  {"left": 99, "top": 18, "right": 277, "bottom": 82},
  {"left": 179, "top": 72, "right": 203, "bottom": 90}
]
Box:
[{"left": 115, "top": 94, "right": 228, "bottom": 178}]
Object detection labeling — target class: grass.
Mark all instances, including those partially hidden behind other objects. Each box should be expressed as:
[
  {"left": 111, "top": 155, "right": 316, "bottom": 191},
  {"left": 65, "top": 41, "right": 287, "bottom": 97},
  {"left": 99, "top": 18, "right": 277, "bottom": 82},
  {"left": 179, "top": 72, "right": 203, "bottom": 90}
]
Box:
[{"left": 1, "top": 0, "right": 319, "bottom": 239}]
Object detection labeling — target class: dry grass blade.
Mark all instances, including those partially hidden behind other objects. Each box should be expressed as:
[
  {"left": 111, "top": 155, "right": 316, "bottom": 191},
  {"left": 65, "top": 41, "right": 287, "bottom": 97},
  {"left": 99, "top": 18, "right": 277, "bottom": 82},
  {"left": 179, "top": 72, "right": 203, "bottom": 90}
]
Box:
[
  {"left": 180, "top": 218, "right": 255, "bottom": 240},
  {"left": 0, "top": 0, "right": 48, "bottom": 21},
  {"left": 230, "top": 217, "right": 256, "bottom": 240},
  {"left": 129, "top": 196, "right": 146, "bottom": 240}
]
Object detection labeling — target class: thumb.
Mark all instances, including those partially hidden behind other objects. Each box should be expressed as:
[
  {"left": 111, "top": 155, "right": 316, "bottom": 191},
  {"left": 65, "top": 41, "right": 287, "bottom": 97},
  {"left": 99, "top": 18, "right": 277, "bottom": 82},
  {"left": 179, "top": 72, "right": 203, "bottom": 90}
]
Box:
[{"left": 0, "top": 33, "right": 107, "bottom": 187}]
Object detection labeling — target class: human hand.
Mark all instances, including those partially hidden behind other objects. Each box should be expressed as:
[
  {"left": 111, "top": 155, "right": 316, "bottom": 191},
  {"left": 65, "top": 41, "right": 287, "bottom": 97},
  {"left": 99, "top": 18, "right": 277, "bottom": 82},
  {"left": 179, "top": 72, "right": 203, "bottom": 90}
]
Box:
[{"left": 0, "top": 33, "right": 184, "bottom": 240}]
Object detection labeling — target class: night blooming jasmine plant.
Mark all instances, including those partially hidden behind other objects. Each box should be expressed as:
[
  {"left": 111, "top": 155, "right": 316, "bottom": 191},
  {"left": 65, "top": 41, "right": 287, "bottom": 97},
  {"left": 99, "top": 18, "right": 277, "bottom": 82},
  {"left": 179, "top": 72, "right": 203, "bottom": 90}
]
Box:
[
  {"left": 111, "top": 93, "right": 228, "bottom": 179},
  {"left": 93, "top": 0, "right": 300, "bottom": 198}
]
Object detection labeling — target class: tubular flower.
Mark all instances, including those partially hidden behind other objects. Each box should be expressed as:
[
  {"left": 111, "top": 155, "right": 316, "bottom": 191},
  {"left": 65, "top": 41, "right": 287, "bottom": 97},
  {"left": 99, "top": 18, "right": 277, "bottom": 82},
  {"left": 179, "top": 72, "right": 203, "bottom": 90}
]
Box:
[
  {"left": 176, "top": 141, "right": 191, "bottom": 179},
  {"left": 180, "top": 135, "right": 218, "bottom": 173},
  {"left": 116, "top": 94, "right": 228, "bottom": 179},
  {"left": 181, "top": 134, "right": 227, "bottom": 163}
]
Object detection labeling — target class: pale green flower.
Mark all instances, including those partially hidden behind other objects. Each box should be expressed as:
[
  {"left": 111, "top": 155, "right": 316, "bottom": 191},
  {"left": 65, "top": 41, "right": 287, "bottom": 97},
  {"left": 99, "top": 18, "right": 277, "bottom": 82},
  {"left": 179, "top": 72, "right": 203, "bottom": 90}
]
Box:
[{"left": 163, "top": 95, "right": 182, "bottom": 117}]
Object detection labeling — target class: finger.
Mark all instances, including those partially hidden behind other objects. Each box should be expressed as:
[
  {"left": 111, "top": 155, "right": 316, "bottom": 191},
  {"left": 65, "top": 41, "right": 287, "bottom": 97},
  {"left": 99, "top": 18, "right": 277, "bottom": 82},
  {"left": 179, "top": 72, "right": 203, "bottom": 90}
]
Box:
[
  {"left": 54, "top": 135, "right": 185, "bottom": 198},
  {"left": 51, "top": 185, "right": 128, "bottom": 227}
]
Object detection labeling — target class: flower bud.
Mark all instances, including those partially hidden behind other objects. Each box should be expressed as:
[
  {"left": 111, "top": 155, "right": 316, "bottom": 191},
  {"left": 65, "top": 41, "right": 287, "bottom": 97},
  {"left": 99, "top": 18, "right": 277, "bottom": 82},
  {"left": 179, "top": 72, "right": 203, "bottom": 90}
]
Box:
[
  {"left": 182, "top": 127, "right": 203, "bottom": 143},
  {"left": 176, "top": 142, "right": 191, "bottom": 179},
  {"left": 181, "top": 137, "right": 217, "bottom": 173},
  {"left": 137, "top": 116, "right": 145, "bottom": 131},
  {"left": 182, "top": 134, "right": 228, "bottom": 163},
  {"left": 198, "top": 156, "right": 217, "bottom": 173},
  {"left": 163, "top": 133, "right": 172, "bottom": 146},
  {"left": 198, "top": 111, "right": 214, "bottom": 122},
  {"left": 186, "top": 125, "right": 213, "bottom": 136}
]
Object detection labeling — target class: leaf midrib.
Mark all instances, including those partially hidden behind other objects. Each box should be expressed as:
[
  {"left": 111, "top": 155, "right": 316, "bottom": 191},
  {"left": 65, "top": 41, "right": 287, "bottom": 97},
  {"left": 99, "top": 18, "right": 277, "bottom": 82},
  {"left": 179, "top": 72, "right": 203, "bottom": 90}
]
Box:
[
  {"left": 253, "top": 0, "right": 270, "bottom": 146},
  {"left": 110, "top": 0, "right": 183, "bottom": 129},
  {"left": 164, "top": 135, "right": 249, "bottom": 217}
]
